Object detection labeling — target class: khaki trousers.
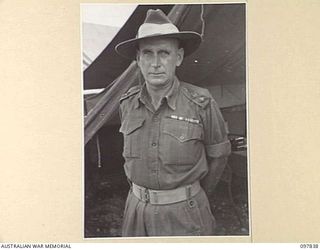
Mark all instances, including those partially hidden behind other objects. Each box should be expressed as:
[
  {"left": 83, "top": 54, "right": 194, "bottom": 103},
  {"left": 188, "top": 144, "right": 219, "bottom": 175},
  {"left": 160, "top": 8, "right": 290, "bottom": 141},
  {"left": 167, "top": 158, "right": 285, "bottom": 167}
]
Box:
[{"left": 122, "top": 187, "right": 216, "bottom": 237}]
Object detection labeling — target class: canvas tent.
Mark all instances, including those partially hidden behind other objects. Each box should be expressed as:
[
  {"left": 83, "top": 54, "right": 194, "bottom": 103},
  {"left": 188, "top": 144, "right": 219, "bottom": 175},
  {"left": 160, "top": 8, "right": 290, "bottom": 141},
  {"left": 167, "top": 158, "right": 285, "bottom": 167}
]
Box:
[
  {"left": 82, "top": 22, "right": 119, "bottom": 70},
  {"left": 84, "top": 4, "right": 246, "bottom": 145}
]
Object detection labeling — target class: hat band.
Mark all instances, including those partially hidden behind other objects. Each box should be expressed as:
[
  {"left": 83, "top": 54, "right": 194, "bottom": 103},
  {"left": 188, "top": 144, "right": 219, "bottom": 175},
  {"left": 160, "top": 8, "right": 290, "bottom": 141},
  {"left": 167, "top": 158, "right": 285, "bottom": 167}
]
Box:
[{"left": 137, "top": 23, "right": 180, "bottom": 38}]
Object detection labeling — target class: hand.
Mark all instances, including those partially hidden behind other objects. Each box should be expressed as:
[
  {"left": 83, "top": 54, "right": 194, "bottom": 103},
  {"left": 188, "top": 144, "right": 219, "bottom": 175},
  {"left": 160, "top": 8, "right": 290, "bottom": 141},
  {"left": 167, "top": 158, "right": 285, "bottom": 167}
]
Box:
[{"left": 201, "top": 157, "right": 228, "bottom": 197}]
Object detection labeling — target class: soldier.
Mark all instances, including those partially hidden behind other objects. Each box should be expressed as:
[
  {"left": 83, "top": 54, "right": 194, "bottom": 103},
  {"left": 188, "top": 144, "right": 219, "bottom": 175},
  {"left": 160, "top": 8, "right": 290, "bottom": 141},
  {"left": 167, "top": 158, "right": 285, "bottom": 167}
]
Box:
[{"left": 116, "top": 9, "right": 231, "bottom": 236}]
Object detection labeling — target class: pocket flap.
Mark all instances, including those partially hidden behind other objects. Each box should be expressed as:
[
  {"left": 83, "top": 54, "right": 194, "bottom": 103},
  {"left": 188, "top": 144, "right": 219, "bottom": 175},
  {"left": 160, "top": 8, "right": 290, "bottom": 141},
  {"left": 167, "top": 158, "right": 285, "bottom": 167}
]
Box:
[
  {"left": 119, "top": 117, "right": 145, "bottom": 135},
  {"left": 163, "top": 119, "right": 202, "bottom": 143}
]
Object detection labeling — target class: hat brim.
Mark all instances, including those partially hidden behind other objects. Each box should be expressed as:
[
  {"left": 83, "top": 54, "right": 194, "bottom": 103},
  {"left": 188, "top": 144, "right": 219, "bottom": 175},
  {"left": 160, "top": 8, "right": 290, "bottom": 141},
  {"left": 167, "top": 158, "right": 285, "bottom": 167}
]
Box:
[{"left": 115, "top": 32, "right": 202, "bottom": 60}]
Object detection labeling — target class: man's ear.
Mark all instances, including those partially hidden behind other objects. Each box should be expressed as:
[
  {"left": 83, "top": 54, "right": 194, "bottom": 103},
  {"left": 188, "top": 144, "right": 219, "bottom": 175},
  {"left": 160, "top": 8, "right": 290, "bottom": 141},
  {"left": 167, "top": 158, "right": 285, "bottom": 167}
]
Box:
[{"left": 176, "top": 48, "right": 184, "bottom": 67}]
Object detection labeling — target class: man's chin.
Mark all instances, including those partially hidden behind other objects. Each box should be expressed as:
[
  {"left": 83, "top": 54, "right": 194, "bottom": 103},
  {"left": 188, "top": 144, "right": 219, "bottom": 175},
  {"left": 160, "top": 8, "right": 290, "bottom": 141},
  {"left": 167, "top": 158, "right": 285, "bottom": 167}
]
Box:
[{"left": 147, "top": 79, "right": 168, "bottom": 87}]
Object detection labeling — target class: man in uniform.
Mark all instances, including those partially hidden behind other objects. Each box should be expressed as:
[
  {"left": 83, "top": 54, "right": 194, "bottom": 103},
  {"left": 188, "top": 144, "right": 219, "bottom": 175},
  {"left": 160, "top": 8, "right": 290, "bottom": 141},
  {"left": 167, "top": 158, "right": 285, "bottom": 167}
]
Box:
[{"left": 115, "top": 9, "right": 231, "bottom": 236}]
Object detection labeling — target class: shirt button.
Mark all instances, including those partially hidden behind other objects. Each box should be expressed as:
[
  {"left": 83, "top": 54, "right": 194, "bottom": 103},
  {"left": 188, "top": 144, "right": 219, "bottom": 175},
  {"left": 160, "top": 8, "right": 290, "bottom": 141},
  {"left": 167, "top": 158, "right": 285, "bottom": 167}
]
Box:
[
  {"left": 188, "top": 200, "right": 196, "bottom": 208},
  {"left": 152, "top": 143, "right": 157, "bottom": 147},
  {"left": 153, "top": 117, "right": 159, "bottom": 122},
  {"left": 179, "top": 135, "right": 185, "bottom": 140}
]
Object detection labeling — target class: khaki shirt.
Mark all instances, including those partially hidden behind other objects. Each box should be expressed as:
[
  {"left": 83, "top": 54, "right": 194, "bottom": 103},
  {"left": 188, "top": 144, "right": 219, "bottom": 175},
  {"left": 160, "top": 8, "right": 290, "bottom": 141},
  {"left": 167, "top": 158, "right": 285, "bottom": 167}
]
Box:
[{"left": 119, "top": 77, "right": 231, "bottom": 190}]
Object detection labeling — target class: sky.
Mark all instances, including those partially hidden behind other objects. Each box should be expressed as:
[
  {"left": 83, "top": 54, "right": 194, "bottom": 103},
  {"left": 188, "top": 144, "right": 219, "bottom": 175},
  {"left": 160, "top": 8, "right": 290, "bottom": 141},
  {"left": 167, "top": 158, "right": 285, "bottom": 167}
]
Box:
[{"left": 81, "top": 4, "right": 138, "bottom": 27}]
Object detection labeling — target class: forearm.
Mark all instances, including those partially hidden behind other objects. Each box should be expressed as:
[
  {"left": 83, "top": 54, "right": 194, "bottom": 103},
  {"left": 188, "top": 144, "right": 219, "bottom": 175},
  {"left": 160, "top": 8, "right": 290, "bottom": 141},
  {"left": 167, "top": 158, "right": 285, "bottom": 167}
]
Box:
[{"left": 201, "top": 156, "right": 228, "bottom": 197}]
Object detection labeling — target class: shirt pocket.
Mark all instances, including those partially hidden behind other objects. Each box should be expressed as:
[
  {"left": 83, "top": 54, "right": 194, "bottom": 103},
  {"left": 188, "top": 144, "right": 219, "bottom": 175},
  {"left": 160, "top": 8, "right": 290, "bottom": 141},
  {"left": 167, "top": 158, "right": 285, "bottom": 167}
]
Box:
[
  {"left": 162, "top": 118, "right": 203, "bottom": 165},
  {"left": 119, "top": 117, "right": 145, "bottom": 158}
]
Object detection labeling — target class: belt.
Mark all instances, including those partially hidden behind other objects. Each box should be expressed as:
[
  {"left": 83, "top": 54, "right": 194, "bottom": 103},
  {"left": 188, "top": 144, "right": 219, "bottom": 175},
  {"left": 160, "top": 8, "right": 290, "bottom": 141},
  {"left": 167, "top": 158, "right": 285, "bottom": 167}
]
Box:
[{"left": 132, "top": 181, "right": 201, "bottom": 205}]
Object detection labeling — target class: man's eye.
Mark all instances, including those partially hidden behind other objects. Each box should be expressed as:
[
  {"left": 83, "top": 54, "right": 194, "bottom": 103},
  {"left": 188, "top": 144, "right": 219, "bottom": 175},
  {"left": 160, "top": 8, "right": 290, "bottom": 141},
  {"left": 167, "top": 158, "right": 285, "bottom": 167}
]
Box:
[
  {"left": 142, "top": 51, "right": 152, "bottom": 56},
  {"left": 160, "top": 51, "right": 169, "bottom": 56}
]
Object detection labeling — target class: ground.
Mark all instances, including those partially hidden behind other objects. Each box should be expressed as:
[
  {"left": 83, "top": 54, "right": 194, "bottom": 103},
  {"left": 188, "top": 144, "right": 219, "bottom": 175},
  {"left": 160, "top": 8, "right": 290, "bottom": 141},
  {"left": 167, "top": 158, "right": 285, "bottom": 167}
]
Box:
[{"left": 84, "top": 168, "right": 249, "bottom": 237}]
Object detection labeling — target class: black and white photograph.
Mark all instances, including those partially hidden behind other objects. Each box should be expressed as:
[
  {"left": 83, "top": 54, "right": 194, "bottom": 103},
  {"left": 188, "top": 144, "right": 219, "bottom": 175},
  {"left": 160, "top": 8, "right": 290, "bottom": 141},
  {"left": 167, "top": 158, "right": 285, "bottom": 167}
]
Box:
[
  {"left": 82, "top": 3, "right": 248, "bottom": 238},
  {"left": 2, "top": 0, "right": 320, "bottom": 245}
]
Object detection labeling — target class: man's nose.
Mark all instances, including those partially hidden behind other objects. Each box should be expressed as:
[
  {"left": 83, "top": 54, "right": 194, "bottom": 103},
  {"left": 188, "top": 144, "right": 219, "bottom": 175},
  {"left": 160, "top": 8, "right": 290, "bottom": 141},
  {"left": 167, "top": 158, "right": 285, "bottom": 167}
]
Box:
[{"left": 151, "top": 54, "right": 160, "bottom": 67}]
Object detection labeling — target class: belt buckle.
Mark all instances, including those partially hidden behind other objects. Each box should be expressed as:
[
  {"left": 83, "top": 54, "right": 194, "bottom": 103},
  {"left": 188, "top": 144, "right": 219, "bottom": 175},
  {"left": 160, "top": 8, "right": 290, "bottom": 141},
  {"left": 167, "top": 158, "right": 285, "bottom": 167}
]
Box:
[{"left": 143, "top": 189, "right": 150, "bottom": 203}]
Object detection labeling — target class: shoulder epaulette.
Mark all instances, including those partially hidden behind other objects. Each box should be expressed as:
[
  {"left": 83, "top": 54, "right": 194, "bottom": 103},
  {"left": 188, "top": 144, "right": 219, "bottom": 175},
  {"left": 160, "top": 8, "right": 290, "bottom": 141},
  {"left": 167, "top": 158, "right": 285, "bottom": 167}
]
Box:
[
  {"left": 120, "top": 85, "right": 141, "bottom": 102},
  {"left": 180, "top": 82, "right": 211, "bottom": 108}
]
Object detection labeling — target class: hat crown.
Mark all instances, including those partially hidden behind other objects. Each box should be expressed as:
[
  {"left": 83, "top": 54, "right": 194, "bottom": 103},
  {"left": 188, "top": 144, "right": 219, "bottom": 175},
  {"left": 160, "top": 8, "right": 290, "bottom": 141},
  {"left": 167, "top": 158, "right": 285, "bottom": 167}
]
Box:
[
  {"left": 137, "top": 9, "right": 179, "bottom": 39},
  {"left": 144, "top": 9, "right": 171, "bottom": 24}
]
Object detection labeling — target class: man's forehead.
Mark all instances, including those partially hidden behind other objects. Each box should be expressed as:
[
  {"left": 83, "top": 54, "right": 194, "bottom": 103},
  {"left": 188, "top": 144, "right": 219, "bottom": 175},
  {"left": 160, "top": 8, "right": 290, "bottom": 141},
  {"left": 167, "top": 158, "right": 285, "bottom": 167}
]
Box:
[{"left": 138, "top": 37, "right": 179, "bottom": 49}]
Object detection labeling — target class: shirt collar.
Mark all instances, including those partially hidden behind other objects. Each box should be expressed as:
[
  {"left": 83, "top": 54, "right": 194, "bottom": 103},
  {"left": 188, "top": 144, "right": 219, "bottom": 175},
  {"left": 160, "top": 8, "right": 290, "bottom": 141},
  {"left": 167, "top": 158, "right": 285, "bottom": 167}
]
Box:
[
  {"left": 135, "top": 77, "right": 180, "bottom": 111},
  {"left": 165, "top": 77, "right": 179, "bottom": 110}
]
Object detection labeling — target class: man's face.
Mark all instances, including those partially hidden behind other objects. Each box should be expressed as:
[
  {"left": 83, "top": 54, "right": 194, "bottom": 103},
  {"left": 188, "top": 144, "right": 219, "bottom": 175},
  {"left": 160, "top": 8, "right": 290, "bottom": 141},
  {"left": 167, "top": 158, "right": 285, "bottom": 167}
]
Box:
[{"left": 136, "top": 37, "right": 184, "bottom": 88}]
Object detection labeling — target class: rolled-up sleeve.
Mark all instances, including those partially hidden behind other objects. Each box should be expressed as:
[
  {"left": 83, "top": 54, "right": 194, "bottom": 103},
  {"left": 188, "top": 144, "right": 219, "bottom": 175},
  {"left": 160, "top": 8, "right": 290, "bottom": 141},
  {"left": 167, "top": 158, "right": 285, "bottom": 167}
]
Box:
[{"left": 201, "top": 96, "right": 231, "bottom": 159}]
